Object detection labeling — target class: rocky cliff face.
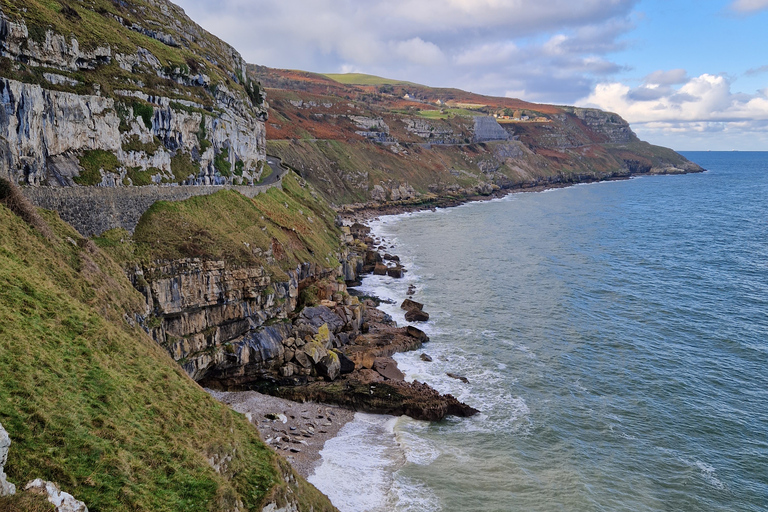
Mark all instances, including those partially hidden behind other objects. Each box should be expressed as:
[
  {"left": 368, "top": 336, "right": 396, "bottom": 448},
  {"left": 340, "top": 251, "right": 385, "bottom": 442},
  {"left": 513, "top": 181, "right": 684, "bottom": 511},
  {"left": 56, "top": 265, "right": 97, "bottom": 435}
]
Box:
[
  {"left": 131, "top": 249, "right": 367, "bottom": 389},
  {"left": 1, "top": 1, "right": 266, "bottom": 187}
]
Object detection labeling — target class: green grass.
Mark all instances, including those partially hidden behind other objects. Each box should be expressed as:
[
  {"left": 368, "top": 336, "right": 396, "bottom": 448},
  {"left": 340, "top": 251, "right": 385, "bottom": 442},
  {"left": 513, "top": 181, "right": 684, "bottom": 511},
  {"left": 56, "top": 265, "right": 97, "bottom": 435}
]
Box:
[
  {"left": 213, "top": 151, "right": 231, "bottom": 177},
  {"left": 125, "top": 167, "right": 157, "bottom": 186},
  {"left": 170, "top": 153, "right": 200, "bottom": 184},
  {"left": 106, "top": 174, "right": 342, "bottom": 280},
  {"left": 416, "top": 108, "right": 479, "bottom": 119},
  {"left": 0, "top": 200, "right": 336, "bottom": 511},
  {"left": 75, "top": 150, "right": 120, "bottom": 186},
  {"left": 322, "top": 73, "right": 422, "bottom": 87}
]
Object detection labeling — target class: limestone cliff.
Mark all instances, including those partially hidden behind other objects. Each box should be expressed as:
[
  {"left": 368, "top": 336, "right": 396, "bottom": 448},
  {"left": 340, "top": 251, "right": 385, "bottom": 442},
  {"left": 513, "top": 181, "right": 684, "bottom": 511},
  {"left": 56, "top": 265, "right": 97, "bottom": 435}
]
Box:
[{"left": 1, "top": 0, "right": 266, "bottom": 187}]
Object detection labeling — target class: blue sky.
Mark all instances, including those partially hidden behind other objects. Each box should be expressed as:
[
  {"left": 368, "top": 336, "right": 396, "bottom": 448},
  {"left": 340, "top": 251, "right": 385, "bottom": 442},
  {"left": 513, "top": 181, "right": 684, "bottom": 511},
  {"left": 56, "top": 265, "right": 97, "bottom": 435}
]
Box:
[{"left": 174, "top": 0, "right": 768, "bottom": 150}]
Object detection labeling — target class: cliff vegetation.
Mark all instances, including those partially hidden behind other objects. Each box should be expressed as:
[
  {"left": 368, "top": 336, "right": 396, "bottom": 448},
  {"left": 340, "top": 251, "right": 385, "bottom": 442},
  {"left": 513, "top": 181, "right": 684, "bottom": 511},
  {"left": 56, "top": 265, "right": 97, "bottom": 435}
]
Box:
[
  {"left": 0, "top": 181, "right": 336, "bottom": 511},
  {"left": 1, "top": 0, "right": 267, "bottom": 187},
  {"left": 249, "top": 67, "right": 703, "bottom": 208}
]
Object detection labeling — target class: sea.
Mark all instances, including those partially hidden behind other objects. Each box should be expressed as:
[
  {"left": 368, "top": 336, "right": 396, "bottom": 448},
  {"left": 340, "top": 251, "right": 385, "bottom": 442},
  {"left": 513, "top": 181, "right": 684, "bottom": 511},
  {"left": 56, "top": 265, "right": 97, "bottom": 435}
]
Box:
[{"left": 308, "top": 151, "right": 768, "bottom": 512}]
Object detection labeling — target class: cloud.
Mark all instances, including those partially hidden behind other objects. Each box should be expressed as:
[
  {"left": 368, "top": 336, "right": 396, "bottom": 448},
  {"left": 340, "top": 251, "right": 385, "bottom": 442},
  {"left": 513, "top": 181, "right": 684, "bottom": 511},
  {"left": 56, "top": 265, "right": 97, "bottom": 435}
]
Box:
[
  {"left": 580, "top": 73, "right": 768, "bottom": 148},
  {"left": 172, "top": 0, "right": 638, "bottom": 104},
  {"left": 730, "top": 0, "right": 768, "bottom": 13},
  {"left": 644, "top": 68, "right": 688, "bottom": 85},
  {"left": 745, "top": 64, "right": 768, "bottom": 75}
]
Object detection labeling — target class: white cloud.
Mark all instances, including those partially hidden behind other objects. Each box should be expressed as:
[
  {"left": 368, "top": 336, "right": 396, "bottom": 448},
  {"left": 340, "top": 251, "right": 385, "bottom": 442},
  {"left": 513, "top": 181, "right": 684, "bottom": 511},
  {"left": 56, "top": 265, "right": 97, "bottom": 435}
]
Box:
[
  {"left": 644, "top": 68, "right": 688, "bottom": 85},
  {"left": 172, "top": 0, "right": 637, "bottom": 103},
  {"left": 730, "top": 0, "right": 768, "bottom": 13},
  {"left": 580, "top": 73, "right": 768, "bottom": 149},
  {"left": 391, "top": 38, "right": 446, "bottom": 66}
]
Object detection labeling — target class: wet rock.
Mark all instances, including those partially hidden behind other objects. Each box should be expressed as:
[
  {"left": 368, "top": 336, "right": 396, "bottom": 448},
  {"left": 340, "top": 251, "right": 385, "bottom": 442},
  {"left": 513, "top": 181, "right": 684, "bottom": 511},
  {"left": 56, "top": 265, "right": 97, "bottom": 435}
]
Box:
[
  {"left": 406, "top": 326, "right": 429, "bottom": 342},
  {"left": 420, "top": 353, "right": 433, "bottom": 362},
  {"left": 400, "top": 299, "right": 424, "bottom": 311},
  {"left": 373, "top": 263, "right": 388, "bottom": 275},
  {"left": 405, "top": 309, "right": 430, "bottom": 322},
  {"left": 365, "top": 250, "right": 383, "bottom": 266},
  {"left": 387, "top": 266, "right": 404, "bottom": 278},
  {"left": 373, "top": 357, "right": 405, "bottom": 381},
  {"left": 447, "top": 373, "right": 470, "bottom": 384}
]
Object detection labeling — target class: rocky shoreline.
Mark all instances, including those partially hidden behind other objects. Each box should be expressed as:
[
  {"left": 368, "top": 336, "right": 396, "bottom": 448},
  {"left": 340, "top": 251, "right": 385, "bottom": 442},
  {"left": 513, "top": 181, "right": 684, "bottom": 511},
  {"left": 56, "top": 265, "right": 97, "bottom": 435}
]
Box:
[
  {"left": 207, "top": 218, "right": 478, "bottom": 479},
  {"left": 337, "top": 164, "right": 706, "bottom": 222}
]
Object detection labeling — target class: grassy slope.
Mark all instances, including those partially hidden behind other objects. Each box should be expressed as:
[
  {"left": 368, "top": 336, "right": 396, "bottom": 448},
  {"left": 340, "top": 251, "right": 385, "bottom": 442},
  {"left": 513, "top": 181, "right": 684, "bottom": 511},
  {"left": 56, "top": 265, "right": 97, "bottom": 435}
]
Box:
[
  {"left": 253, "top": 67, "right": 700, "bottom": 205},
  {"left": 323, "top": 73, "right": 421, "bottom": 86},
  {"left": 96, "top": 173, "right": 342, "bottom": 276},
  {"left": 0, "top": 0, "right": 257, "bottom": 107},
  {"left": 0, "top": 201, "right": 335, "bottom": 511}
]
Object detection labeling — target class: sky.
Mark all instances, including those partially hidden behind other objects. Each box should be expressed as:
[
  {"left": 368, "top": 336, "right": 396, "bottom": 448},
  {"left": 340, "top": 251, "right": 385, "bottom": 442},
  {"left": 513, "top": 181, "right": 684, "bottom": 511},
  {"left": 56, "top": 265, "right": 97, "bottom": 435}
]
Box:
[{"left": 173, "top": 0, "right": 768, "bottom": 151}]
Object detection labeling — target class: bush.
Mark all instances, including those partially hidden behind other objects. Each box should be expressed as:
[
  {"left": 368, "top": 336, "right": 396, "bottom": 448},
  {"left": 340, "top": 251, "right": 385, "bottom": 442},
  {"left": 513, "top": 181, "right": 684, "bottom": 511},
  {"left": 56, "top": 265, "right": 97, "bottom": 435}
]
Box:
[
  {"left": 75, "top": 150, "right": 119, "bottom": 186},
  {"left": 170, "top": 153, "right": 199, "bottom": 183},
  {"left": 132, "top": 101, "right": 154, "bottom": 129},
  {"left": 214, "top": 151, "right": 231, "bottom": 177}
]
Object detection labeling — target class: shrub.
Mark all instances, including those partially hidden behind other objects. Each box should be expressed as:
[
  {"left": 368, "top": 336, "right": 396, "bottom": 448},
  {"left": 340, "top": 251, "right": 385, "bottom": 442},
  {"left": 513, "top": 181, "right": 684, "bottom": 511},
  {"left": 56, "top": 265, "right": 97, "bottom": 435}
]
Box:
[
  {"left": 214, "top": 151, "right": 231, "bottom": 177},
  {"left": 170, "top": 153, "right": 199, "bottom": 183},
  {"left": 75, "top": 150, "right": 119, "bottom": 186},
  {"left": 132, "top": 101, "right": 154, "bottom": 129}
]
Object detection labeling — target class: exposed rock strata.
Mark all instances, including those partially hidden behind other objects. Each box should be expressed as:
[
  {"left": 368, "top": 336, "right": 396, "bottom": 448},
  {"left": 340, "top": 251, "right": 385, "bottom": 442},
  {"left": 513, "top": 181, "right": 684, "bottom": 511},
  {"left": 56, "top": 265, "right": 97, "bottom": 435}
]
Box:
[
  {"left": 0, "top": 5, "right": 266, "bottom": 187},
  {"left": 131, "top": 220, "right": 477, "bottom": 421}
]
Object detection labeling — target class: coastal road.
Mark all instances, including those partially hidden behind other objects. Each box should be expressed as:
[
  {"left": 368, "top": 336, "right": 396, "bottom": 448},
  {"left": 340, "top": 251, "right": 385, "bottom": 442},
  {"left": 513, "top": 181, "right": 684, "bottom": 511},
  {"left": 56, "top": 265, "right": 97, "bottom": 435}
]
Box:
[{"left": 262, "top": 156, "right": 290, "bottom": 185}]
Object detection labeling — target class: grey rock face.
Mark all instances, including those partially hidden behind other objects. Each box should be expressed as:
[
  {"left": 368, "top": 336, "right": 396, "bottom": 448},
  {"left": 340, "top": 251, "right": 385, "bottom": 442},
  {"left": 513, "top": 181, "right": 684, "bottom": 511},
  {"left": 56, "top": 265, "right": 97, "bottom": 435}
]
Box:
[
  {"left": 24, "top": 479, "right": 88, "bottom": 512},
  {"left": 0, "top": 8, "right": 266, "bottom": 187},
  {"left": 0, "top": 423, "right": 15, "bottom": 496}
]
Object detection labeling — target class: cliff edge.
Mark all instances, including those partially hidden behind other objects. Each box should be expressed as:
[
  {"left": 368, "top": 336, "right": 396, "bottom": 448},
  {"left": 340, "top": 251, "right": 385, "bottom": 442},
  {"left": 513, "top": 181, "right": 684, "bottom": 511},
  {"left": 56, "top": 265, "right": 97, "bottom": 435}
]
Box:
[{"left": 1, "top": 0, "right": 266, "bottom": 188}]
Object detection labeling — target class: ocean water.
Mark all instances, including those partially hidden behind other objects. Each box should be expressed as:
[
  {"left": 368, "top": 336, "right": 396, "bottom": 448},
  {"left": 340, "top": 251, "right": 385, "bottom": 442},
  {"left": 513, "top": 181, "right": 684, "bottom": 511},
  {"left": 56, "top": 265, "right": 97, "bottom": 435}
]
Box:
[{"left": 309, "top": 152, "right": 768, "bottom": 511}]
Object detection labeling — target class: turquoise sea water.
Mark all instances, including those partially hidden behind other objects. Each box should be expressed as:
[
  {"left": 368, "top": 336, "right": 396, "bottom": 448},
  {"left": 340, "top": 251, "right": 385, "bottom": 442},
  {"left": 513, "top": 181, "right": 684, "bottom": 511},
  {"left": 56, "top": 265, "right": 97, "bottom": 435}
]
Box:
[{"left": 309, "top": 152, "right": 768, "bottom": 511}]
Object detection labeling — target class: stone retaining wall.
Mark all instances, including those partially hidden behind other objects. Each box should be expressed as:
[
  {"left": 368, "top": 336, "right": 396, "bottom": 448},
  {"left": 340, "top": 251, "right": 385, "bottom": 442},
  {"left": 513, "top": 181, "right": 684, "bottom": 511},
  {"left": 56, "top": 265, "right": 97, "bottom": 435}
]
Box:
[{"left": 22, "top": 182, "right": 277, "bottom": 237}]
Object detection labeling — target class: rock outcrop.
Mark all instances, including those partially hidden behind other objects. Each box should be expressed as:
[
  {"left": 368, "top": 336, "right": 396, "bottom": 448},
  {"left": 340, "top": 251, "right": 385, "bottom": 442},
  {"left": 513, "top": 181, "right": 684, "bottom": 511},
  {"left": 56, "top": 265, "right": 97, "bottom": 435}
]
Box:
[
  {"left": 0, "top": 423, "right": 15, "bottom": 497},
  {"left": 1, "top": 2, "right": 267, "bottom": 187},
  {"left": 24, "top": 479, "right": 89, "bottom": 512}
]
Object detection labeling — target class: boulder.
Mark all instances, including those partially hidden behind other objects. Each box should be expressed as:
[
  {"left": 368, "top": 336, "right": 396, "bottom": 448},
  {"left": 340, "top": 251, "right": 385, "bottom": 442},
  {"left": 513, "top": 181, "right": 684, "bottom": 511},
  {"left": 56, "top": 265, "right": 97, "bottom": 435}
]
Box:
[
  {"left": 317, "top": 352, "right": 341, "bottom": 380},
  {"left": 373, "top": 357, "right": 405, "bottom": 381},
  {"left": 298, "top": 306, "right": 345, "bottom": 334},
  {"left": 406, "top": 326, "right": 429, "bottom": 342},
  {"left": 279, "top": 363, "right": 296, "bottom": 378},
  {"left": 400, "top": 298, "right": 423, "bottom": 311},
  {"left": 447, "top": 372, "right": 470, "bottom": 384},
  {"left": 364, "top": 250, "right": 383, "bottom": 266},
  {"left": 294, "top": 350, "right": 313, "bottom": 369},
  {"left": 25, "top": 479, "right": 88, "bottom": 512},
  {"left": 1, "top": 423, "right": 15, "bottom": 496},
  {"left": 302, "top": 341, "right": 328, "bottom": 365},
  {"left": 405, "top": 309, "right": 430, "bottom": 322},
  {"left": 387, "top": 266, "right": 404, "bottom": 278},
  {"left": 373, "top": 263, "right": 388, "bottom": 276},
  {"left": 336, "top": 351, "right": 356, "bottom": 375},
  {"left": 420, "top": 353, "right": 433, "bottom": 362}
]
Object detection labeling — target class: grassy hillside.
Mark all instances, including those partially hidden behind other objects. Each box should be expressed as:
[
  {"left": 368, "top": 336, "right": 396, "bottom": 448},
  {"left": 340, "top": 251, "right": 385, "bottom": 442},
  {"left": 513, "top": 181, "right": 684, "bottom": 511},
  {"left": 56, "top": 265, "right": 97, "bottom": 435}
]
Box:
[
  {"left": 323, "top": 73, "right": 421, "bottom": 86},
  {"left": 96, "top": 173, "right": 343, "bottom": 277},
  {"left": 0, "top": 0, "right": 262, "bottom": 109},
  {"left": 250, "top": 66, "right": 702, "bottom": 206},
  {"left": 0, "top": 183, "right": 335, "bottom": 511}
]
